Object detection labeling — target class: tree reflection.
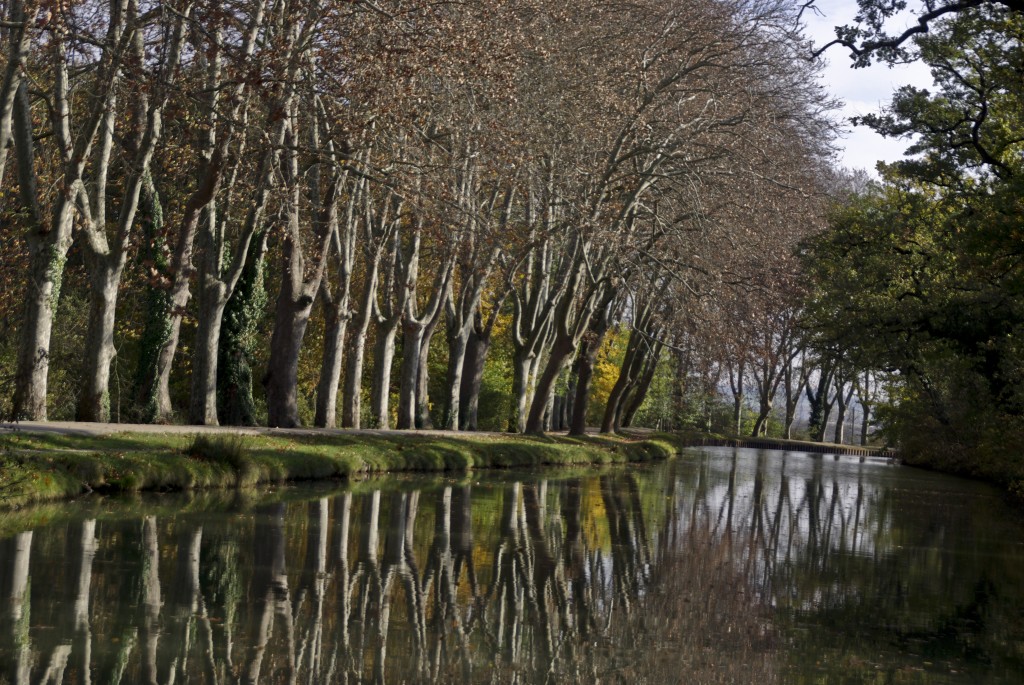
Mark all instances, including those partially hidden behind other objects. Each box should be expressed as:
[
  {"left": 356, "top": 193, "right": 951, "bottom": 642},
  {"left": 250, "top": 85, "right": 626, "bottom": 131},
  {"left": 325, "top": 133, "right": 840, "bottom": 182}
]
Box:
[
  {"left": 1, "top": 530, "right": 32, "bottom": 685},
  {"left": 2, "top": 451, "right": 1024, "bottom": 684}
]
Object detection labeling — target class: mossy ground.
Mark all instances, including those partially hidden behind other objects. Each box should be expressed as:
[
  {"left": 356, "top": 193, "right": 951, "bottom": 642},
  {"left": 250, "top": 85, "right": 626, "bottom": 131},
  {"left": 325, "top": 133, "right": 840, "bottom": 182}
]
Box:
[{"left": 0, "top": 428, "right": 684, "bottom": 509}]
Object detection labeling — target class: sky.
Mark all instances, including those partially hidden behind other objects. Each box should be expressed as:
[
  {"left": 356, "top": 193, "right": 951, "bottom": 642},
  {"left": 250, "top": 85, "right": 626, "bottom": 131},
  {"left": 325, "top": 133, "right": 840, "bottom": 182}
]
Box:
[{"left": 801, "top": 1, "right": 936, "bottom": 175}]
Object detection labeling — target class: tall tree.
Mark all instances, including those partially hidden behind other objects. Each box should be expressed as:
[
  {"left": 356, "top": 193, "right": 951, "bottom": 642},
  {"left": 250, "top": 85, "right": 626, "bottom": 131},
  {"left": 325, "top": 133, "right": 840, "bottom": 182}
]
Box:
[
  {"left": 142, "top": 0, "right": 270, "bottom": 423},
  {"left": 76, "top": 3, "right": 191, "bottom": 422},
  {"left": 12, "top": 1, "right": 137, "bottom": 419}
]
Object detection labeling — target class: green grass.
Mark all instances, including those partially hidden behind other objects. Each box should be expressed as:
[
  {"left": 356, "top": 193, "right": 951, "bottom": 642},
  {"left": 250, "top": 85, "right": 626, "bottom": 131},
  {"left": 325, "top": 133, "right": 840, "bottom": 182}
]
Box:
[{"left": 0, "top": 429, "right": 680, "bottom": 509}]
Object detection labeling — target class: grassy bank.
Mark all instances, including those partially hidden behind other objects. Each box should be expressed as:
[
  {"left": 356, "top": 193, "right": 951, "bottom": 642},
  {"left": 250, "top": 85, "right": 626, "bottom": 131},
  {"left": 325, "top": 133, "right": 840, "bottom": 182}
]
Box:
[{"left": 0, "top": 428, "right": 684, "bottom": 509}]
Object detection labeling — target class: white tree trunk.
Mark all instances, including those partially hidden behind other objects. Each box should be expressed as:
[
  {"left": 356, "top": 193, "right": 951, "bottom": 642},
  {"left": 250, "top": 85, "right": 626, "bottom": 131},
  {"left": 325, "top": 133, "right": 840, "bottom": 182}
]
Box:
[
  {"left": 370, "top": 320, "right": 399, "bottom": 429},
  {"left": 78, "top": 265, "right": 124, "bottom": 421}
]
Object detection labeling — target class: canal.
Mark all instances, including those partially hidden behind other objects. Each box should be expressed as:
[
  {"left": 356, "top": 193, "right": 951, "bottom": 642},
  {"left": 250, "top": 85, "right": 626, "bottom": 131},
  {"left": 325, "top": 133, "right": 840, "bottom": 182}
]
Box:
[{"left": 2, "top": 447, "right": 1023, "bottom": 683}]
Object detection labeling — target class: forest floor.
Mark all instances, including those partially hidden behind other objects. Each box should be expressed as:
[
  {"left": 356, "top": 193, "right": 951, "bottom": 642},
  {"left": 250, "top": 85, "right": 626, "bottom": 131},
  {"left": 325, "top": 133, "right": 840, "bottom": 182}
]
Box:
[{"left": 0, "top": 421, "right": 687, "bottom": 509}]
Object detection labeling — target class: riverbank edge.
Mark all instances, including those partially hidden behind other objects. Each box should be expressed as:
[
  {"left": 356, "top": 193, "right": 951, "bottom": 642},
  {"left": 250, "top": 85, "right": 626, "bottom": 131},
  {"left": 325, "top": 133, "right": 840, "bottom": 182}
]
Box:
[
  {"left": 0, "top": 427, "right": 697, "bottom": 509},
  {"left": 681, "top": 433, "right": 894, "bottom": 458}
]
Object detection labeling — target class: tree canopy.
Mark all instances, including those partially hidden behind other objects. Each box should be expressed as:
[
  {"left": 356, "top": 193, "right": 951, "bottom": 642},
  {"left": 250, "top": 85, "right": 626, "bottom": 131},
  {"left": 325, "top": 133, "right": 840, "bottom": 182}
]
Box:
[
  {"left": 802, "top": 3, "right": 1024, "bottom": 483},
  {"left": 808, "top": 0, "right": 1024, "bottom": 64}
]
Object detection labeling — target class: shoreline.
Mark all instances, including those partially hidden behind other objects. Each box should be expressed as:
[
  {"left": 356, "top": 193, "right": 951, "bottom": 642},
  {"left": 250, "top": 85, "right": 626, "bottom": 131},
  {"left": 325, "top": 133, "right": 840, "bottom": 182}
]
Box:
[
  {"left": 0, "top": 422, "right": 895, "bottom": 510},
  {"left": 0, "top": 425, "right": 686, "bottom": 509}
]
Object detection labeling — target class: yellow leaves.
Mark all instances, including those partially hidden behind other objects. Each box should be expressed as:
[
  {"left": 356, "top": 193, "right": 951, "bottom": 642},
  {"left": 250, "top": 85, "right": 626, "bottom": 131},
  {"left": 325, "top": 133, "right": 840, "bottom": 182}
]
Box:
[
  {"left": 587, "top": 327, "right": 628, "bottom": 423},
  {"left": 581, "top": 478, "right": 610, "bottom": 551}
]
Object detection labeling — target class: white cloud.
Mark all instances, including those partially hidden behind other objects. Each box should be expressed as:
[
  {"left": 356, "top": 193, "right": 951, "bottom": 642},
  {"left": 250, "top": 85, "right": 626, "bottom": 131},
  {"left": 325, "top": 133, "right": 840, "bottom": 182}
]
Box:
[{"left": 802, "top": 1, "right": 936, "bottom": 175}]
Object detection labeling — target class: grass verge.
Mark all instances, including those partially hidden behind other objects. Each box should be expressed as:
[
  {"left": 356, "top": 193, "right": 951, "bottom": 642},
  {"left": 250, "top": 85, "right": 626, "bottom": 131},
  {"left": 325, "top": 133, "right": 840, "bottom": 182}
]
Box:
[{"left": 0, "top": 428, "right": 681, "bottom": 509}]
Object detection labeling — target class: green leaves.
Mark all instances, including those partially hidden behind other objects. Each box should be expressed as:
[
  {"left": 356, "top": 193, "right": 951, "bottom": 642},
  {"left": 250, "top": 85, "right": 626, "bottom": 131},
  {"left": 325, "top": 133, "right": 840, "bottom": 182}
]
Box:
[
  {"left": 861, "top": 6, "right": 1024, "bottom": 182},
  {"left": 802, "top": 4, "right": 1024, "bottom": 484}
]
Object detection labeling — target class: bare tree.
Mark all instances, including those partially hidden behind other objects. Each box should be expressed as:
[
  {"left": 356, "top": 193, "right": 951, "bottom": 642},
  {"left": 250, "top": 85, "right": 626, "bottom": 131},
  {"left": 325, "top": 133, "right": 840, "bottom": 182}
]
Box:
[
  {"left": 12, "top": 1, "right": 138, "bottom": 419},
  {"left": 76, "top": 3, "right": 191, "bottom": 422},
  {"left": 143, "top": 0, "right": 271, "bottom": 423}
]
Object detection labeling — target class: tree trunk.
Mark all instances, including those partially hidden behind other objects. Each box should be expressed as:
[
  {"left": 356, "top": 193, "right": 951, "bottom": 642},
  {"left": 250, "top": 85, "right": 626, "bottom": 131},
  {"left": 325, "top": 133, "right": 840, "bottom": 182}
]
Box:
[
  {"left": 811, "top": 399, "right": 834, "bottom": 442},
  {"left": 733, "top": 395, "right": 743, "bottom": 435},
  {"left": 508, "top": 231, "right": 554, "bottom": 434},
  {"left": 189, "top": 274, "right": 228, "bottom": 425},
  {"left": 342, "top": 329, "right": 369, "bottom": 429},
  {"left": 442, "top": 269, "right": 501, "bottom": 430},
  {"left": 728, "top": 360, "right": 746, "bottom": 437},
  {"left": 191, "top": 136, "right": 281, "bottom": 426},
  {"left": 782, "top": 360, "right": 807, "bottom": 441},
  {"left": 77, "top": 265, "right": 124, "bottom": 422},
  {"left": 10, "top": 73, "right": 77, "bottom": 420},
  {"left": 76, "top": 6, "right": 187, "bottom": 424},
  {"left": 510, "top": 350, "right": 537, "bottom": 433},
  {"left": 442, "top": 269, "right": 505, "bottom": 431},
  {"left": 525, "top": 336, "right": 575, "bottom": 434},
  {"left": 601, "top": 328, "right": 646, "bottom": 434},
  {"left": 190, "top": 182, "right": 274, "bottom": 426},
  {"left": 805, "top": 361, "right": 836, "bottom": 442},
  {"left": 809, "top": 400, "right": 832, "bottom": 442},
  {"left": 444, "top": 319, "right": 471, "bottom": 430},
  {"left": 397, "top": 263, "right": 451, "bottom": 430},
  {"left": 524, "top": 260, "right": 612, "bottom": 435},
  {"left": 621, "top": 345, "right": 661, "bottom": 428},
  {"left": 860, "top": 403, "right": 871, "bottom": 445},
  {"left": 0, "top": 0, "right": 35, "bottom": 191},
  {"left": 569, "top": 335, "right": 604, "bottom": 437},
  {"left": 78, "top": 158, "right": 160, "bottom": 423},
  {"left": 133, "top": 177, "right": 172, "bottom": 422},
  {"left": 542, "top": 384, "right": 556, "bottom": 432},
  {"left": 150, "top": 230, "right": 197, "bottom": 422},
  {"left": 814, "top": 412, "right": 829, "bottom": 442},
  {"left": 563, "top": 373, "right": 576, "bottom": 432},
  {"left": 12, "top": 203, "right": 76, "bottom": 420},
  {"left": 314, "top": 294, "right": 350, "bottom": 428},
  {"left": 396, "top": 320, "right": 425, "bottom": 430},
  {"left": 188, "top": 199, "right": 229, "bottom": 426},
  {"left": 149, "top": 150, "right": 226, "bottom": 422},
  {"left": 370, "top": 320, "right": 400, "bottom": 429},
  {"left": 833, "top": 381, "right": 855, "bottom": 444},
  {"left": 314, "top": 155, "right": 363, "bottom": 429},
  {"left": 568, "top": 359, "right": 592, "bottom": 437},
  {"left": 342, "top": 263, "right": 379, "bottom": 429},
  {"left": 552, "top": 396, "right": 564, "bottom": 431},
  {"left": 264, "top": 233, "right": 317, "bottom": 428},
  {"left": 415, "top": 308, "right": 443, "bottom": 429},
  {"left": 217, "top": 232, "right": 268, "bottom": 426},
  {"left": 459, "top": 328, "right": 491, "bottom": 431},
  {"left": 370, "top": 217, "right": 428, "bottom": 430},
  {"left": 834, "top": 398, "right": 847, "bottom": 444},
  {"left": 262, "top": 86, "right": 339, "bottom": 428},
  {"left": 751, "top": 398, "right": 771, "bottom": 438},
  {"left": 10, "top": 0, "right": 138, "bottom": 420},
  {"left": 141, "top": 18, "right": 268, "bottom": 424}
]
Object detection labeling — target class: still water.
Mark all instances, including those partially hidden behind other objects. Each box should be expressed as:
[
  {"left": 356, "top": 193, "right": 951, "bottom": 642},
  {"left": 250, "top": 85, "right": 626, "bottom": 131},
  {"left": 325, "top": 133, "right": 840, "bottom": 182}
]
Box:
[{"left": 2, "top": 447, "right": 1024, "bottom": 684}]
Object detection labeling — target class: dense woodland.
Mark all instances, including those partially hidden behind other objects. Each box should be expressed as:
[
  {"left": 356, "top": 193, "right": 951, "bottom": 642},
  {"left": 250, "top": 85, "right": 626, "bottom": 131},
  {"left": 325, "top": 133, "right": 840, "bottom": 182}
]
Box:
[
  {"left": 0, "top": 0, "right": 837, "bottom": 435},
  {"left": 0, "top": 0, "right": 1021, "bottom": 482}
]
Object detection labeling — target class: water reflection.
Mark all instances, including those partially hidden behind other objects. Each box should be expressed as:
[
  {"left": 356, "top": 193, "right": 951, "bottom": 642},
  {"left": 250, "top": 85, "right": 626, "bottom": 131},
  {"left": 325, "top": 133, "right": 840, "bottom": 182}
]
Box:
[{"left": 2, "top": 448, "right": 1024, "bottom": 684}]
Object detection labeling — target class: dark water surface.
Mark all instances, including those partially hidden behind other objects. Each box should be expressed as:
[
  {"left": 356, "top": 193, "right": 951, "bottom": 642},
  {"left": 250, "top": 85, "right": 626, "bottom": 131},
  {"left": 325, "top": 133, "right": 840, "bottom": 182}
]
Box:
[{"left": 2, "top": 447, "right": 1024, "bottom": 684}]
